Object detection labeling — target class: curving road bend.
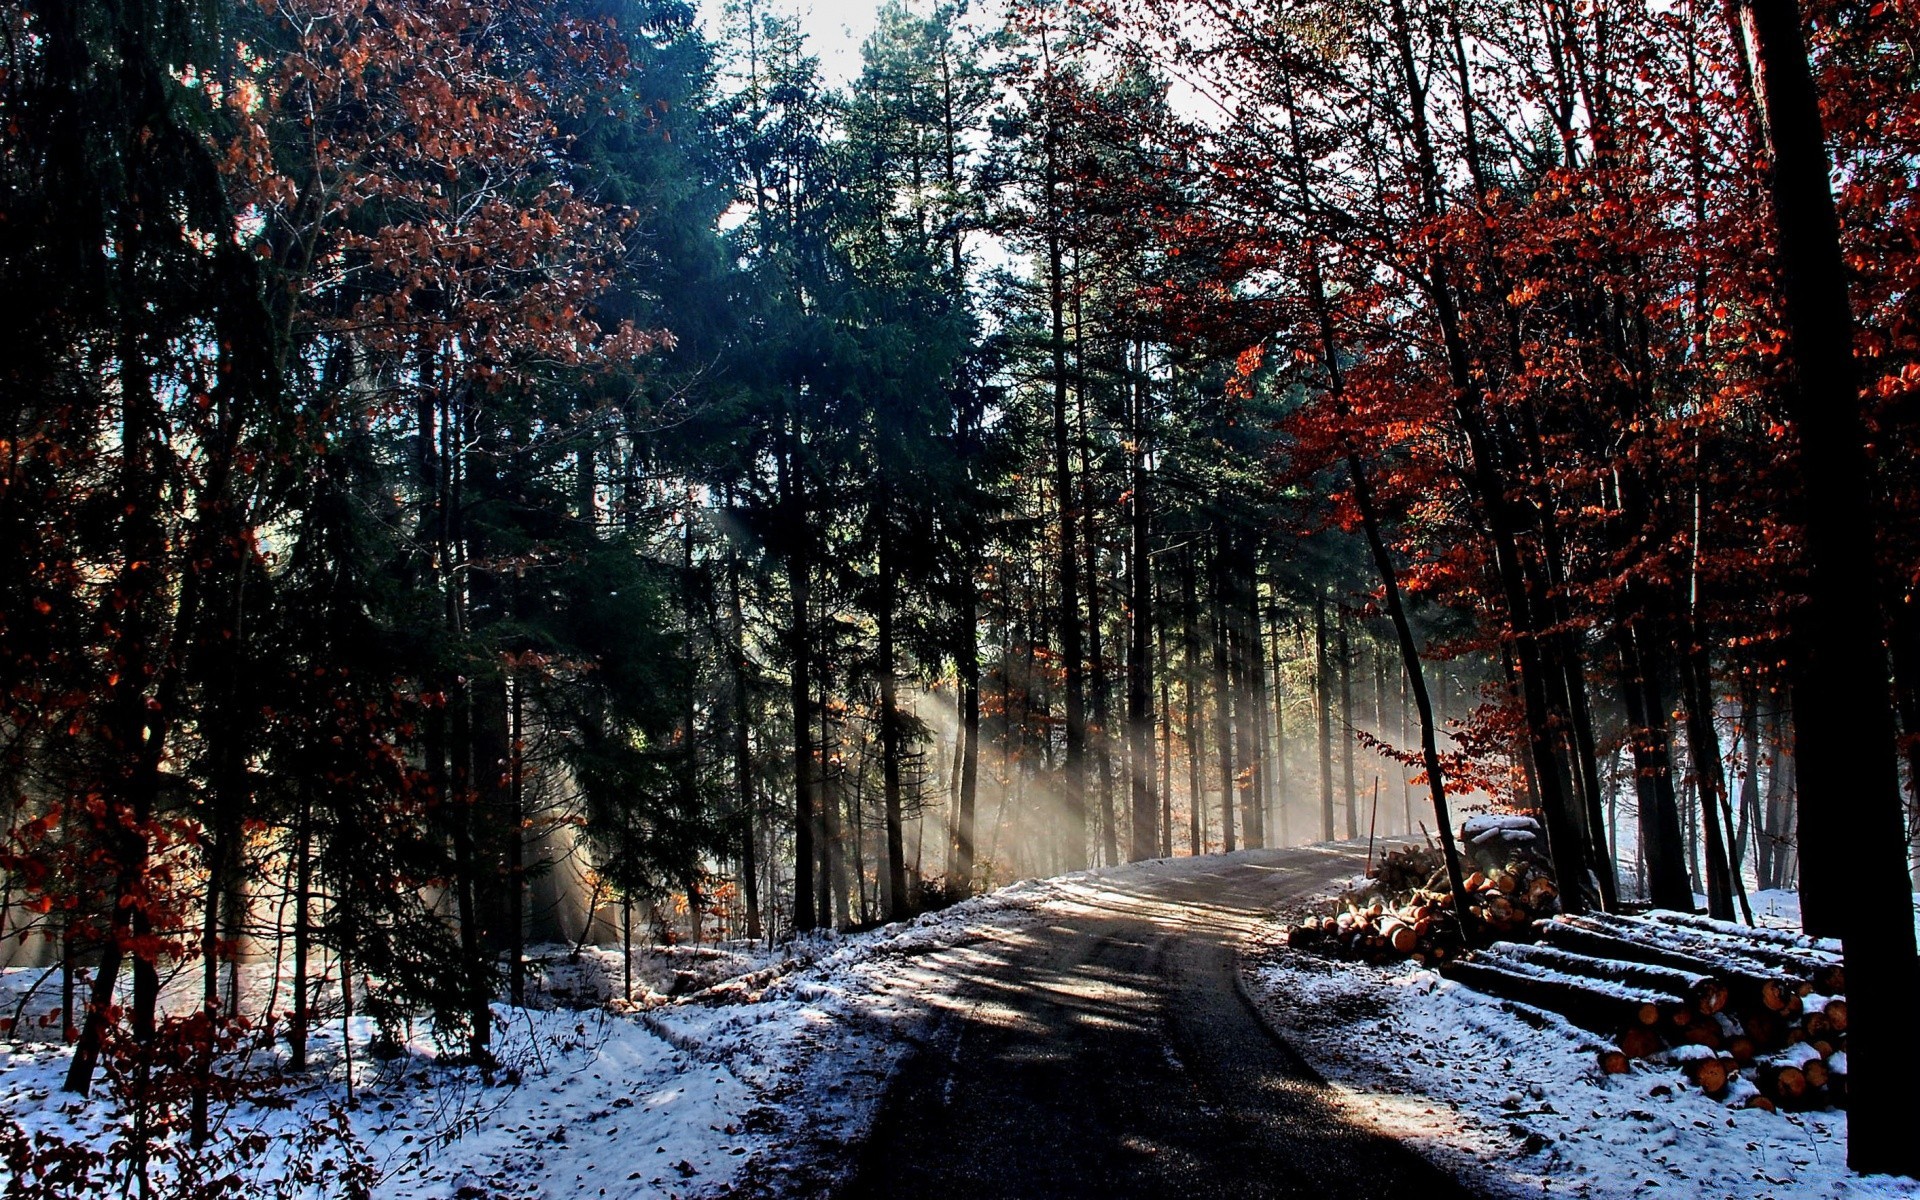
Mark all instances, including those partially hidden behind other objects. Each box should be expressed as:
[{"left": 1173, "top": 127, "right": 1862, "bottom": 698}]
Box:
[{"left": 837, "top": 845, "right": 1478, "bottom": 1200}]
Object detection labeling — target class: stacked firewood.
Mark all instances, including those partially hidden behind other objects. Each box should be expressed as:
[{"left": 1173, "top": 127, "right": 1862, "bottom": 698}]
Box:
[
  {"left": 1282, "top": 815, "right": 1561, "bottom": 961},
  {"left": 1442, "top": 910, "right": 1847, "bottom": 1111},
  {"left": 1284, "top": 893, "right": 1461, "bottom": 964}
]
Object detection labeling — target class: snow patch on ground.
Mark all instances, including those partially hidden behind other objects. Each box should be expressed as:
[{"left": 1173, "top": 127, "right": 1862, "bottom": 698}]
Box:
[
  {"left": 0, "top": 867, "right": 1153, "bottom": 1199},
  {"left": 1245, "top": 936, "right": 1920, "bottom": 1200},
  {"left": 1711, "top": 889, "right": 1919, "bottom": 941}
]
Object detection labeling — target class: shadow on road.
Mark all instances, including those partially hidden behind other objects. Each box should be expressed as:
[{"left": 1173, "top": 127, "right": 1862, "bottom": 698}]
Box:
[{"left": 822, "top": 846, "right": 1481, "bottom": 1200}]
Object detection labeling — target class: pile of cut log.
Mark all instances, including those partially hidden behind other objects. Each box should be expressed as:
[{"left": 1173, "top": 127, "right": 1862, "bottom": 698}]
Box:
[
  {"left": 1442, "top": 910, "right": 1847, "bottom": 1111},
  {"left": 1284, "top": 892, "right": 1461, "bottom": 963},
  {"left": 1457, "top": 814, "right": 1559, "bottom": 935},
  {"left": 1282, "top": 815, "right": 1560, "bottom": 961}
]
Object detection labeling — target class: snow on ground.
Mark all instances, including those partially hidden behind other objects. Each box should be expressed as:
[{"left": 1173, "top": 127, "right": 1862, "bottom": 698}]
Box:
[
  {"left": 1244, "top": 924, "right": 1919, "bottom": 1200},
  {"left": 0, "top": 872, "right": 1097, "bottom": 1199},
  {"left": 11, "top": 853, "right": 1910, "bottom": 1200}
]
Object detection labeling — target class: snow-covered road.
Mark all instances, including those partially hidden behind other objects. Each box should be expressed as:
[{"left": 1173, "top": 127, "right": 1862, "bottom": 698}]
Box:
[{"left": 828, "top": 843, "right": 1475, "bottom": 1200}]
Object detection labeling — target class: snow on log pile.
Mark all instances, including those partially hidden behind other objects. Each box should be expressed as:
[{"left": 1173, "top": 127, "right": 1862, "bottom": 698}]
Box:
[
  {"left": 1439, "top": 910, "right": 1848, "bottom": 1112},
  {"left": 1243, "top": 941, "right": 1911, "bottom": 1200},
  {"left": 1273, "top": 815, "right": 1852, "bottom": 1117}
]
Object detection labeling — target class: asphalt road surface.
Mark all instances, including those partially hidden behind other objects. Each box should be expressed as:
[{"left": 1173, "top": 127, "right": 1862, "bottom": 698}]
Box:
[{"left": 838, "top": 845, "right": 1478, "bottom": 1200}]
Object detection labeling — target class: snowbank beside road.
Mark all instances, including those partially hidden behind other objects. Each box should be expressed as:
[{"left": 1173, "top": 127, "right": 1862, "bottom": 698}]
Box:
[
  {"left": 1245, "top": 939, "right": 1919, "bottom": 1200},
  {"left": 0, "top": 878, "right": 1061, "bottom": 1199}
]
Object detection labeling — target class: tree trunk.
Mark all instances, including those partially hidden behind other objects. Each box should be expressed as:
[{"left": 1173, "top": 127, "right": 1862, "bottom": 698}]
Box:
[
  {"left": 1316, "top": 592, "right": 1335, "bottom": 843},
  {"left": 1087, "top": 485, "right": 1116, "bottom": 868},
  {"left": 1339, "top": 610, "right": 1357, "bottom": 840},
  {"left": 1046, "top": 137, "right": 1087, "bottom": 871},
  {"left": 508, "top": 671, "right": 527, "bottom": 1003},
  {"left": 1232, "top": 543, "right": 1264, "bottom": 849},
  {"left": 1890, "top": 599, "right": 1920, "bottom": 890},
  {"left": 955, "top": 575, "right": 982, "bottom": 892},
  {"left": 879, "top": 517, "right": 909, "bottom": 922},
  {"left": 1678, "top": 642, "right": 1738, "bottom": 920},
  {"left": 1157, "top": 589, "right": 1174, "bottom": 858},
  {"left": 727, "top": 499, "right": 762, "bottom": 940},
  {"left": 1617, "top": 622, "right": 1694, "bottom": 909},
  {"left": 1182, "top": 544, "right": 1205, "bottom": 855},
  {"left": 1763, "top": 701, "right": 1795, "bottom": 890},
  {"left": 1726, "top": 2, "right": 1920, "bottom": 1166},
  {"left": 784, "top": 428, "right": 816, "bottom": 934},
  {"left": 1248, "top": 581, "right": 1275, "bottom": 849},
  {"left": 1212, "top": 536, "right": 1236, "bottom": 854},
  {"left": 1272, "top": 613, "right": 1291, "bottom": 846},
  {"left": 1296, "top": 239, "right": 1471, "bottom": 924},
  {"left": 1736, "top": 679, "right": 1760, "bottom": 881},
  {"left": 1127, "top": 349, "right": 1157, "bottom": 863}
]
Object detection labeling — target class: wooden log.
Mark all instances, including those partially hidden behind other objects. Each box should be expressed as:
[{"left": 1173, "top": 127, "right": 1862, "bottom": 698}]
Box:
[
  {"left": 1823, "top": 997, "right": 1848, "bottom": 1033},
  {"left": 1379, "top": 917, "right": 1417, "bottom": 955},
  {"left": 1477, "top": 942, "right": 1725, "bottom": 1015},
  {"left": 1441, "top": 958, "right": 1681, "bottom": 1033},
  {"left": 1537, "top": 918, "right": 1801, "bottom": 1018},
  {"left": 1588, "top": 913, "right": 1841, "bottom": 990},
  {"left": 1802, "top": 1056, "right": 1831, "bottom": 1091},
  {"left": 1757, "top": 1060, "right": 1808, "bottom": 1106},
  {"left": 1619, "top": 1026, "right": 1662, "bottom": 1059},
  {"left": 1742, "top": 1009, "right": 1785, "bottom": 1050},
  {"left": 1597, "top": 1047, "right": 1630, "bottom": 1074},
  {"left": 1685, "top": 1055, "right": 1730, "bottom": 1096}
]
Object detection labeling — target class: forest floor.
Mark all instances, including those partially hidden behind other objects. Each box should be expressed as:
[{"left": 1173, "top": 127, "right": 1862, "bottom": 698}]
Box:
[{"left": 1, "top": 849, "right": 1913, "bottom": 1199}]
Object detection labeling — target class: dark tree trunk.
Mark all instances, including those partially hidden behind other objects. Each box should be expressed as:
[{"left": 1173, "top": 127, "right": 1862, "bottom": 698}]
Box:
[
  {"left": 1737, "top": 678, "right": 1761, "bottom": 879},
  {"left": 727, "top": 503, "right": 762, "bottom": 940},
  {"left": 1316, "top": 592, "right": 1335, "bottom": 843},
  {"left": 1212, "top": 536, "right": 1236, "bottom": 853},
  {"left": 1157, "top": 586, "right": 1174, "bottom": 858},
  {"left": 1272, "top": 613, "right": 1290, "bottom": 846},
  {"left": 784, "top": 430, "right": 816, "bottom": 934},
  {"left": 1762, "top": 701, "right": 1796, "bottom": 890},
  {"left": 1047, "top": 206, "right": 1087, "bottom": 871},
  {"left": 1235, "top": 543, "right": 1265, "bottom": 849},
  {"left": 508, "top": 673, "right": 527, "bottom": 1003},
  {"left": 1297, "top": 242, "right": 1471, "bottom": 922},
  {"left": 1246, "top": 574, "right": 1273, "bottom": 850},
  {"left": 1339, "top": 611, "right": 1357, "bottom": 840},
  {"left": 819, "top": 666, "right": 839, "bottom": 929},
  {"left": 1182, "top": 545, "right": 1205, "bottom": 855},
  {"left": 1616, "top": 625, "right": 1694, "bottom": 909},
  {"left": 1127, "top": 352, "right": 1157, "bottom": 862},
  {"left": 879, "top": 518, "right": 908, "bottom": 922},
  {"left": 1727, "top": 2, "right": 1920, "bottom": 1167},
  {"left": 1347, "top": 457, "right": 1473, "bottom": 933},
  {"left": 955, "top": 576, "right": 982, "bottom": 891},
  {"left": 286, "top": 791, "right": 309, "bottom": 1059},
  {"left": 1087, "top": 481, "right": 1116, "bottom": 868},
  {"left": 1678, "top": 640, "right": 1740, "bottom": 921}
]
